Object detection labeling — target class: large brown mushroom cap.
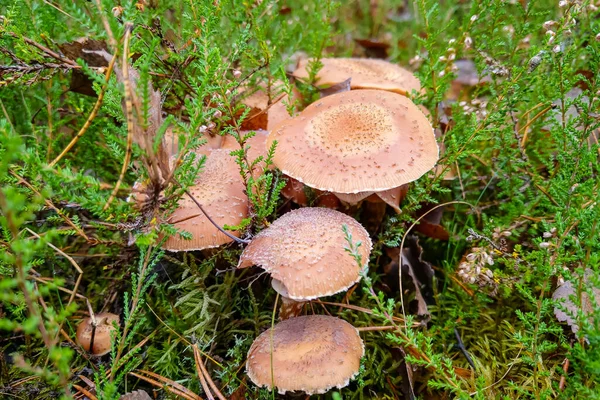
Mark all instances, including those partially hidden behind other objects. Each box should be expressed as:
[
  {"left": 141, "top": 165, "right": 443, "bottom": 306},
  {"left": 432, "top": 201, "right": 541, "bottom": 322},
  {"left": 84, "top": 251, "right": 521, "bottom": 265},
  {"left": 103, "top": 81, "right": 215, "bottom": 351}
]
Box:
[
  {"left": 238, "top": 207, "right": 371, "bottom": 301},
  {"left": 267, "top": 89, "right": 438, "bottom": 194},
  {"left": 293, "top": 58, "right": 422, "bottom": 96},
  {"left": 76, "top": 312, "right": 119, "bottom": 356},
  {"left": 246, "top": 315, "right": 364, "bottom": 395},
  {"left": 163, "top": 148, "right": 248, "bottom": 251}
]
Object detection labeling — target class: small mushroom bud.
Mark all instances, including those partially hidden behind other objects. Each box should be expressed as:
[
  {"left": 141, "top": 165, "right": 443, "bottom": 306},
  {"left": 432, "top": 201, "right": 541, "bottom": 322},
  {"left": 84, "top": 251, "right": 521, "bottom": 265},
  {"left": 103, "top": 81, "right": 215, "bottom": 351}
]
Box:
[
  {"left": 233, "top": 69, "right": 242, "bottom": 79},
  {"left": 76, "top": 312, "right": 119, "bottom": 356}
]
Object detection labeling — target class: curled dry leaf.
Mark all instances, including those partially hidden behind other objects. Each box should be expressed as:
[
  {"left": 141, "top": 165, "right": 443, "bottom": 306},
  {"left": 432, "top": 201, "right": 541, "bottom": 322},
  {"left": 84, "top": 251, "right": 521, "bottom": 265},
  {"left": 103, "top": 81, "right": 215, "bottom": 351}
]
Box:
[
  {"left": 384, "top": 236, "right": 434, "bottom": 316},
  {"left": 58, "top": 38, "right": 109, "bottom": 96},
  {"left": 553, "top": 268, "right": 600, "bottom": 335}
]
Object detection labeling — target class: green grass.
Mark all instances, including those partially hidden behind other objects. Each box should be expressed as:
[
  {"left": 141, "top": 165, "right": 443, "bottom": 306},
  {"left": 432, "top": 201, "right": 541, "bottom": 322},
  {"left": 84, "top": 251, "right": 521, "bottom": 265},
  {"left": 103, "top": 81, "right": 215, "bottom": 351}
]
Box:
[{"left": 1, "top": 0, "right": 600, "bottom": 399}]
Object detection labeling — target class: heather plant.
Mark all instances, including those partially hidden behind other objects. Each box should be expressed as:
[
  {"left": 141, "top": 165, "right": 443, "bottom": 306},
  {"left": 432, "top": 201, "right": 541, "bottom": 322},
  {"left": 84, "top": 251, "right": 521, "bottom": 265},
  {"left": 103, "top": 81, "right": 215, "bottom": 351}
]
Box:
[{"left": 1, "top": 0, "right": 600, "bottom": 399}]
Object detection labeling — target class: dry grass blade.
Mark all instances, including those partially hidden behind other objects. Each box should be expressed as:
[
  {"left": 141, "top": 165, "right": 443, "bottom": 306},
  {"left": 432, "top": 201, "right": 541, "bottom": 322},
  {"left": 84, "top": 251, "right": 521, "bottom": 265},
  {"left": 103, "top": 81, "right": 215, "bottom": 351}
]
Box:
[
  {"left": 314, "top": 300, "right": 419, "bottom": 327},
  {"left": 130, "top": 370, "right": 201, "bottom": 400},
  {"left": 72, "top": 384, "right": 98, "bottom": 400},
  {"left": 49, "top": 52, "right": 118, "bottom": 167},
  {"left": 104, "top": 23, "right": 134, "bottom": 211},
  {"left": 193, "top": 345, "right": 215, "bottom": 400},
  {"left": 193, "top": 344, "right": 227, "bottom": 400}
]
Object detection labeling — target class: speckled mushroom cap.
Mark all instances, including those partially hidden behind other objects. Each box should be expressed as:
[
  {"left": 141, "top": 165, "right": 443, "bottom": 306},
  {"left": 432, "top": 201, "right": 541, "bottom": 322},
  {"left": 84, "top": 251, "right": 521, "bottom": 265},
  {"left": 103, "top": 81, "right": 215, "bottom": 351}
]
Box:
[
  {"left": 293, "top": 58, "right": 422, "bottom": 96},
  {"left": 246, "top": 315, "right": 364, "bottom": 395},
  {"left": 76, "top": 312, "right": 119, "bottom": 356},
  {"left": 238, "top": 207, "right": 371, "bottom": 300},
  {"left": 267, "top": 90, "right": 438, "bottom": 194},
  {"left": 163, "top": 148, "right": 248, "bottom": 251}
]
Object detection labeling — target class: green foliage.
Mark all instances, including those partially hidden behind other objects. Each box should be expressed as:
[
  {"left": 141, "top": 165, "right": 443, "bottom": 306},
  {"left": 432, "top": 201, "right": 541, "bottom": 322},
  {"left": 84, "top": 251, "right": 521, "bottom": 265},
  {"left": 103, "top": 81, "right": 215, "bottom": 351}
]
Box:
[{"left": 1, "top": 0, "right": 600, "bottom": 398}]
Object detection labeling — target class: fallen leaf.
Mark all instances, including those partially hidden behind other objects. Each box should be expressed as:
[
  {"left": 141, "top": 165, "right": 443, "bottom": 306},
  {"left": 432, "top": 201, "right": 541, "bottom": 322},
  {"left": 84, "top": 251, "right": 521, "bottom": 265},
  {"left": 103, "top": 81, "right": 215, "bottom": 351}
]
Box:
[
  {"left": 414, "top": 204, "right": 449, "bottom": 240},
  {"left": 319, "top": 77, "right": 352, "bottom": 98},
  {"left": 553, "top": 268, "right": 600, "bottom": 335},
  {"left": 384, "top": 236, "right": 434, "bottom": 316}
]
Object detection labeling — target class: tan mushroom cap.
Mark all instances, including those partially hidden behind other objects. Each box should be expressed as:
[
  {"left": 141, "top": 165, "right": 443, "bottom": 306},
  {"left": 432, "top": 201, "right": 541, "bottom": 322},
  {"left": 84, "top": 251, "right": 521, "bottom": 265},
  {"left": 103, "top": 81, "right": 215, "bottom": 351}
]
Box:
[
  {"left": 163, "top": 148, "right": 248, "bottom": 251},
  {"left": 294, "top": 58, "right": 422, "bottom": 96},
  {"left": 246, "top": 315, "right": 364, "bottom": 395},
  {"left": 238, "top": 207, "right": 371, "bottom": 301},
  {"left": 76, "top": 312, "right": 119, "bottom": 356},
  {"left": 267, "top": 89, "right": 438, "bottom": 193}
]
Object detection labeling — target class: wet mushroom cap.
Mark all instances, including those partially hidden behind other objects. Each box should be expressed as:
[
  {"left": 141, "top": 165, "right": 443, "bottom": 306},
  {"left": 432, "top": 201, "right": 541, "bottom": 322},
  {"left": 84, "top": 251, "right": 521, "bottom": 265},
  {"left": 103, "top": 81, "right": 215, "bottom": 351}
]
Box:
[
  {"left": 163, "top": 148, "right": 248, "bottom": 251},
  {"left": 246, "top": 315, "right": 364, "bottom": 395},
  {"left": 267, "top": 89, "right": 438, "bottom": 193},
  {"left": 238, "top": 207, "right": 372, "bottom": 301},
  {"left": 293, "top": 57, "right": 422, "bottom": 96},
  {"left": 76, "top": 312, "right": 119, "bottom": 356}
]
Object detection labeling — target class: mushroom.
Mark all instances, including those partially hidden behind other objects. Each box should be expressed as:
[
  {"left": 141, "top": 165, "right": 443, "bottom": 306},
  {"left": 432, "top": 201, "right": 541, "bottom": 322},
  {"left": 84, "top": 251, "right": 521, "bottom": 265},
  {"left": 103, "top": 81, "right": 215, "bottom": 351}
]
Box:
[
  {"left": 162, "top": 148, "right": 248, "bottom": 251},
  {"left": 293, "top": 57, "right": 422, "bottom": 97},
  {"left": 76, "top": 312, "right": 119, "bottom": 356},
  {"left": 238, "top": 207, "right": 371, "bottom": 319},
  {"left": 246, "top": 315, "right": 364, "bottom": 395},
  {"left": 267, "top": 89, "right": 439, "bottom": 194}
]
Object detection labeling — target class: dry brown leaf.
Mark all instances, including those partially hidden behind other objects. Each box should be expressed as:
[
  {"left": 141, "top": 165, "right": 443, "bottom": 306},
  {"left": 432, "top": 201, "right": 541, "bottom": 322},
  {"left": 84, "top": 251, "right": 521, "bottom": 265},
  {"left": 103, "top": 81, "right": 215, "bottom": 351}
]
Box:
[{"left": 553, "top": 268, "right": 600, "bottom": 334}]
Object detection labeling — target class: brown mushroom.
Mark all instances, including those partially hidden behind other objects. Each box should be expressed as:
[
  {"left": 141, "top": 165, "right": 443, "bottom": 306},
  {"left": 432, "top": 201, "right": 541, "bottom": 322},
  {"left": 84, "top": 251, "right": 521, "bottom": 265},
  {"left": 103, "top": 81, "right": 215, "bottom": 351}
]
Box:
[
  {"left": 162, "top": 148, "right": 248, "bottom": 251},
  {"left": 267, "top": 89, "right": 438, "bottom": 194},
  {"left": 238, "top": 207, "right": 371, "bottom": 319},
  {"left": 246, "top": 315, "right": 364, "bottom": 395},
  {"left": 293, "top": 57, "right": 422, "bottom": 97},
  {"left": 76, "top": 312, "right": 119, "bottom": 356}
]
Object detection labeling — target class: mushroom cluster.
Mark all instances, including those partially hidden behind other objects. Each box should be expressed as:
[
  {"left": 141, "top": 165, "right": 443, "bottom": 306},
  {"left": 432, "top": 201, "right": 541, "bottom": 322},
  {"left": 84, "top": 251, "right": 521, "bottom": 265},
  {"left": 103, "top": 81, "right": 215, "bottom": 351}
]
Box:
[
  {"left": 127, "top": 57, "right": 437, "bottom": 395},
  {"left": 235, "top": 58, "right": 438, "bottom": 395}
]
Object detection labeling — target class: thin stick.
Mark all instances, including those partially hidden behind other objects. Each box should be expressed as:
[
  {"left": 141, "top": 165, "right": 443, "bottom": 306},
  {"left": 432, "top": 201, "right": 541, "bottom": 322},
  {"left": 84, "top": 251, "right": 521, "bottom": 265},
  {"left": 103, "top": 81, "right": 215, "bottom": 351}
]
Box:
[
  {"left": 10, "top": 170, "right": 91, "bottom": 242},
  {"left": 50, "top": 53, "right": 118, "bottom": 167},
  {"left": 25, "top": 228, "right": 86, "bottom": 340},
  {"left": 104, "top": 23, "right": 134, "bottom": 211},
  {"left": 9, "top": 33, "right": 79, "bottom": 67}
]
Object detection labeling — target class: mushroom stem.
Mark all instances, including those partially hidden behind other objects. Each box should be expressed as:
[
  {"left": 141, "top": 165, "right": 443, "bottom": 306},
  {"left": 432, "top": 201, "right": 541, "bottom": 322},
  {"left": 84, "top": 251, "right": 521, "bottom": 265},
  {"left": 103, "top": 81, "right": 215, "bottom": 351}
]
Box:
[{"left": 279, "top": 297, "right": 305, "bottom": 320}]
